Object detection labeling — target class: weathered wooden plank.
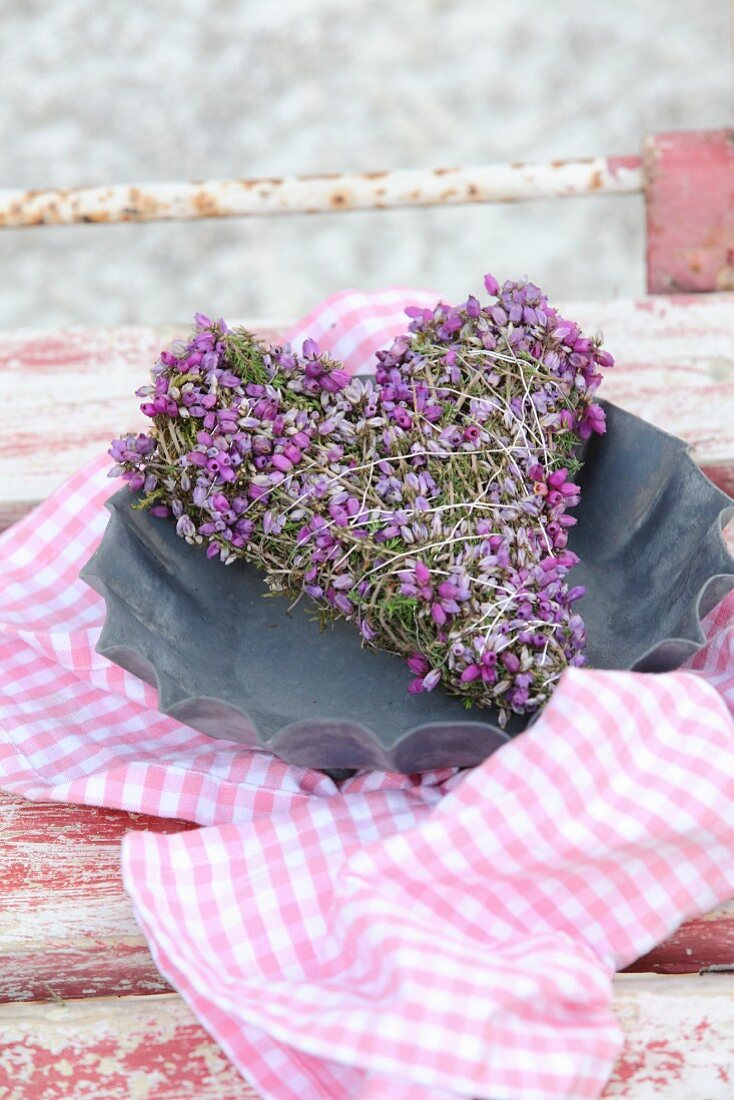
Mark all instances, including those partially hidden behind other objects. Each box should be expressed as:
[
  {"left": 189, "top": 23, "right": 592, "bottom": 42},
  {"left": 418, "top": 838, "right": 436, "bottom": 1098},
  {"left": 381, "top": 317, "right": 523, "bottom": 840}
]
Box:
[
  {"left": 607, "top": 975, "right": 734, "bottom": 1097},
  {"left": 0, "top": 978, "right": 732, "bottom": 1099},
  {"left": 0, "top": 793, "right": 195, "bottom": 1002},
  {"left": 625, "top": 901, "right": 734, "bottom": 975},
  {"left": 0, "top": 297, "right": 733, "bottom": 532},
  {"left": 1, "top": 792, "right": 733, "bottom": 1007},
  {"left": 567, "top": 294, "right": 734, "bottom": 474},
  {"left": 0, "top": 993, "right": 258, "bottom": 1100}
]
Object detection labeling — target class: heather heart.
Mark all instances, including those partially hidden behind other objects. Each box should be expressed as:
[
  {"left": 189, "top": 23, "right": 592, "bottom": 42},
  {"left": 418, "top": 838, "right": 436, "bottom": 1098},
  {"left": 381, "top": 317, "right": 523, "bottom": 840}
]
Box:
[{"left": 109, "top": 276, "right": 612, "bottom": 726}]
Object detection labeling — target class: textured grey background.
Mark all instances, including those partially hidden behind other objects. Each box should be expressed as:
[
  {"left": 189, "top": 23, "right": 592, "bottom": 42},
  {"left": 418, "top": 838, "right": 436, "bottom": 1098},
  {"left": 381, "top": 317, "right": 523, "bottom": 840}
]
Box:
[{"left": 1, "top": 0, "right": 731, "bottom": 327}]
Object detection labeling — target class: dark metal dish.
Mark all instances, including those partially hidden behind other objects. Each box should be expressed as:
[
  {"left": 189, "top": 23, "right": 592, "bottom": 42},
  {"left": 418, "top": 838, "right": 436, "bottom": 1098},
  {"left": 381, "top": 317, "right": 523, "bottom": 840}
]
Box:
[{"left": 81, "top": 402, "right": 734, "bottom": 773}]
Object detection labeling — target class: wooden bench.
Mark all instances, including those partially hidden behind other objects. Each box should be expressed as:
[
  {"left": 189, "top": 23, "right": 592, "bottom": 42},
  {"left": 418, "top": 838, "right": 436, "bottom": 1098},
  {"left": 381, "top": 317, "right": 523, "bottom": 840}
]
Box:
[{"left": 1, "top": 131, "right": 734, "bottom": 1097}]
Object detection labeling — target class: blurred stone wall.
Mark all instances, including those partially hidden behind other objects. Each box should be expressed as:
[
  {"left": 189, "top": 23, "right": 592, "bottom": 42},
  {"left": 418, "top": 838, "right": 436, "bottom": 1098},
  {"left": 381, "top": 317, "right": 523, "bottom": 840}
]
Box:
[{"left": 0, "top": 0, "right": 730, "bottom": 326}]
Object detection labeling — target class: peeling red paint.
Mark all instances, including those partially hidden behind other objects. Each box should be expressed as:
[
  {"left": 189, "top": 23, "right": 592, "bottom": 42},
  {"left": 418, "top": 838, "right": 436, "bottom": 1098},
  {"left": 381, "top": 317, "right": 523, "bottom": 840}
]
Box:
[
  {"left": 692, "top": 1016, "right": 712, "bottom": 1039},
  {"left": 1, "top": 792, "right": 196, "bottom": 1001},
  {"left": 0, "top": 996, "right": 257, "bottom": 1099},
  {"left": 609, "top": 1047, "right": 645, "bottom": 1083}
]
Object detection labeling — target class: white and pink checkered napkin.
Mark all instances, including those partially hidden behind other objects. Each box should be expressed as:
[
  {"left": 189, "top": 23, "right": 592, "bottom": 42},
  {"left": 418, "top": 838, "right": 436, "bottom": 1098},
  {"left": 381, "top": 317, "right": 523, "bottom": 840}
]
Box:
[{"left": 2, "top": 288, "right": 734, "bottom": 1100}]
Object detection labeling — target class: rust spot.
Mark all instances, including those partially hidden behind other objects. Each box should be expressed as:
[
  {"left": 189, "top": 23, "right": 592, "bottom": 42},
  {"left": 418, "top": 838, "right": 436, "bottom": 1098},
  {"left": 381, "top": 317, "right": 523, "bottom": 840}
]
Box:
[
  {"left": 510, "top": 161, "right": 526, "bottom": 169},
  {"left": 240, "top": 177, "right": 284, "bottom": 190},
  {"left": 407, "top": 188, "right": 421, "bottom": 201},
  {"left": 362, "top": 171, "right": 387, "bottom": 180},
  {"left": 193, "top": 190, "right": 221, "bottom": 217},
  {"left": 701, "top": 226, "right": 729, "bottom": 250},
  {"left": 717, "top": 264, "right": 734, "bottom": 291},
  {"left": 589, "top": 169, "right": 604, "bottom": 191},
  {"left": 299, "top": 172, "right": 340, "bottom": 182},
  {"left": 124, "top": 187, "right": 161, "bottom": 219},
  {"left": 467, "top": 183, "right": 479, "bottom": 197},
  {"left": 433, "top": 166, "right": 458, "bottom": 176},
  {"left": 440, "top": 188, "right": 458, "bottom": 200}
]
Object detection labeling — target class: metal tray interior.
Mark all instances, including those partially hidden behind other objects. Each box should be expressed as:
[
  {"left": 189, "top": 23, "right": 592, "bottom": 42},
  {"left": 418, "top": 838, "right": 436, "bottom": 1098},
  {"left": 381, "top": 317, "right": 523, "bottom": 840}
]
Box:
[{"left": 81, "top": 402, "right": 734, "bottom": 773}]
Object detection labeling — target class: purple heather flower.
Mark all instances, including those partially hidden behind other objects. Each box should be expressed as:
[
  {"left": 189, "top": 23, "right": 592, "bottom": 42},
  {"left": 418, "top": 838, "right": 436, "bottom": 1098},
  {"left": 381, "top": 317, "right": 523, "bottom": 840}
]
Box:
[
  {"left": 579, "top": 402, "right": 607, "bottom": 440},
  {"left": 406, "top": 653, "right": 429, "bottom": 676},
  {"left": 176, "top": 515, "right": 196, "bottom": 539},
  {"left": 421, "top": 669, "right": 442, "bottom": 692}
]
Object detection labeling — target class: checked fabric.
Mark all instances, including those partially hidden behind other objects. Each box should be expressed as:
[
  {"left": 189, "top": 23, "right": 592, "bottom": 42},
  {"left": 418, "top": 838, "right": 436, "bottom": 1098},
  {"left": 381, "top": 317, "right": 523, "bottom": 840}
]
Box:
[{"left": 2, "top": 288, "right": 734, "bottom": 1100}]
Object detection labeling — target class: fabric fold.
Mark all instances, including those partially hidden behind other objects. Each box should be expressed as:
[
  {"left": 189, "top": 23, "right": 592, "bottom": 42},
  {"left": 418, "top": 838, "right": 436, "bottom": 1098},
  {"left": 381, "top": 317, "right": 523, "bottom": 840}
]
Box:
[{"left": 122, "top": 667, "right": 734, "bottom": 1100}]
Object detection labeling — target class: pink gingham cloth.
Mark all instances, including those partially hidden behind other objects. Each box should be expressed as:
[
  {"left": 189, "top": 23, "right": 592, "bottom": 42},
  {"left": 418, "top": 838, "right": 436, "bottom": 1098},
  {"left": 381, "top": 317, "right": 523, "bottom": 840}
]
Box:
[{"left": 2, "top": 288, "right": 734, "bottom": 1100}]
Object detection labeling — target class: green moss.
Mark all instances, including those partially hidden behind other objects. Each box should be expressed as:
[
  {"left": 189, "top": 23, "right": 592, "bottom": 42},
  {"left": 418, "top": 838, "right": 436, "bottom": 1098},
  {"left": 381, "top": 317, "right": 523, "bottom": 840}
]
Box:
[{"left": 131, "top": 487, "right": 167, "bottom": 511}]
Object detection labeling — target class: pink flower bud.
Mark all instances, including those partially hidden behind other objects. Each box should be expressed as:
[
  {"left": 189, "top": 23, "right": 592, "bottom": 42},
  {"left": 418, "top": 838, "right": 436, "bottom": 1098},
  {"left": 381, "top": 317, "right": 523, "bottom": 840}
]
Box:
[
  {"left": 271, "top": 453, "right": 293, "bottom": 473},
  {"left": 414, "top": 561, "right": 431, "bottom": 585},
  {"left": 422, "top": 669, "right": 441, "bottom": 692}
]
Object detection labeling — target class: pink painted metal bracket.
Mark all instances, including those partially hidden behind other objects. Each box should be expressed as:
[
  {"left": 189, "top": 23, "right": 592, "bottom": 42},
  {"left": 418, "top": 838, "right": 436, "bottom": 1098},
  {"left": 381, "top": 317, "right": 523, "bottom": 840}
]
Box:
[{"left": 646, "top": 129, "right": 734, "bottom": 294}]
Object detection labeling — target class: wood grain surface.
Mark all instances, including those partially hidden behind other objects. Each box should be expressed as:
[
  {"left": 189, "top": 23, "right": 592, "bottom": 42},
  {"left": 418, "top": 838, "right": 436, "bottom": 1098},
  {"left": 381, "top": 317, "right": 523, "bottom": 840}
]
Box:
[
  {"left": 0, "top": 296, "right": 733, "bottom": 528},
  {"left": 0, "top": 794, "right": 195, "bottom": 1003},
  {"left": 1, "top": 978, "right": 733, "bottom": 1099},
  {"left": 0, "top": 993, "right": 258, "bottom": 1100}
]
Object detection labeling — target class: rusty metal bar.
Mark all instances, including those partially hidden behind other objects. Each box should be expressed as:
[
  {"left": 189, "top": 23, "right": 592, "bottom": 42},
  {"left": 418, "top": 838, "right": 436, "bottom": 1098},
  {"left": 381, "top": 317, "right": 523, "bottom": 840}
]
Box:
[{"left": 0, "top": 156, "right": 643, "bottom": 229}]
